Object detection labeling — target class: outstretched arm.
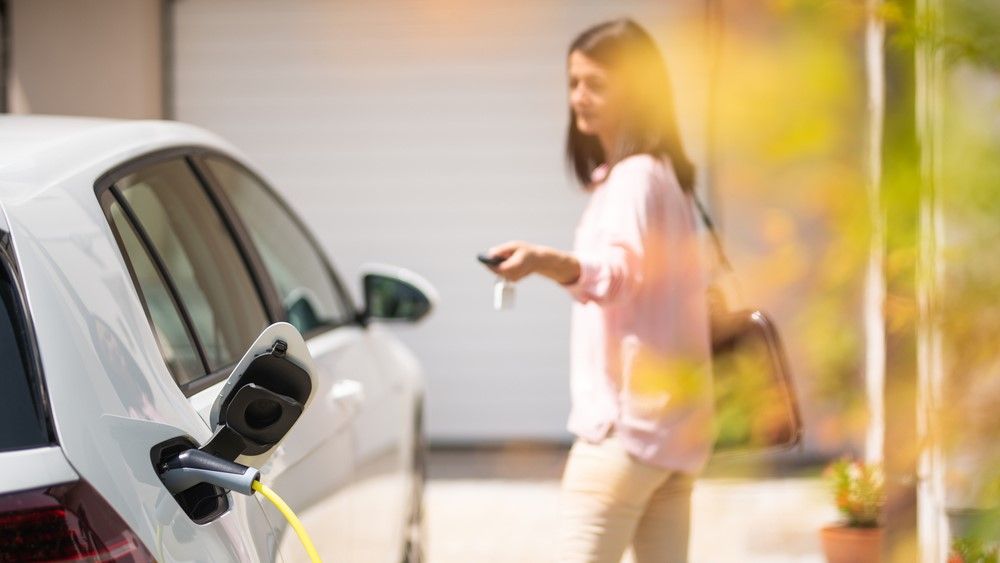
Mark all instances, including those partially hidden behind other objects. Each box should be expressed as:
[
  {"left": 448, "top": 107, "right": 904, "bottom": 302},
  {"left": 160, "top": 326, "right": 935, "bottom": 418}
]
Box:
[
  {"left": 484, "top": 228, "right": 643, "bottom": 306},
  {"left": 484, "top": 241, "right": 581, "bottom": 285},
  {"left": 484, "top": 157, "right": 660, "bottom": 304}
]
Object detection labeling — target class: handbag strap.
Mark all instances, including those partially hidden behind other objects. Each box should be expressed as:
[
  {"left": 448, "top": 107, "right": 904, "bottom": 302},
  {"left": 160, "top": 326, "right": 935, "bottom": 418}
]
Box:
[
  {"left": 691, "top": 195, "right": 734, "bottom": 273},
  {"left": 691, "top": 195, "right": 747, "bottom": 309}
]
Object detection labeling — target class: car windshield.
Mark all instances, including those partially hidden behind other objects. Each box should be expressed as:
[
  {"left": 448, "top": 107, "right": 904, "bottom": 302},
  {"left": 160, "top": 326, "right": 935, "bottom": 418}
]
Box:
[{"left": 0, "top": 262, "right": 51, "bottom": 451}]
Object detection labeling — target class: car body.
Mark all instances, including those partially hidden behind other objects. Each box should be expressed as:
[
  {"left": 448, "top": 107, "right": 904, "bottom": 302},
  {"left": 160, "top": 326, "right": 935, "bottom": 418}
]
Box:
[{"left": 0, "top": 115, "right": 430, "bottom": 562}]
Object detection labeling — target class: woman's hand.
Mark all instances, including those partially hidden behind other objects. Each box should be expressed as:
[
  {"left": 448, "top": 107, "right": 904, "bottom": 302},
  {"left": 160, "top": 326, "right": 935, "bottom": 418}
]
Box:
[
  {"left": 486, "top": 241, "right": 581, "bottom": 285},
  {"left": 485, "top": 241, "right": 542, "bottom": 283}
]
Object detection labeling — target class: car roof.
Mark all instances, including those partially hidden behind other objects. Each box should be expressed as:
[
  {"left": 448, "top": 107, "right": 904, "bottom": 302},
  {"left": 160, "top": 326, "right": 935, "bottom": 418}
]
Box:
[{"left": 0, "top": 115, "right": 237, "bottom": 203}]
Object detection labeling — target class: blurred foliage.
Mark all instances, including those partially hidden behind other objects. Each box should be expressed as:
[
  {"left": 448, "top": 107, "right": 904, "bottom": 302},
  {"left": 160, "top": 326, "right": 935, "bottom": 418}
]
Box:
[
  {"left": 935, "top": 2, "right": 1000, "bottom": 549},
  {"left": 951, "top": 535, "right": 999, "bottom": 563},
  {"left": 777, "top": 0, "right": 1000, "bottom": 71},
  {"left": 754, "top": 0, "right": 1000, "bottom": 535},
  {"left": 710, "top": 0, "right": 871, "bottom": 437},
  {"left": 895, "top": 0, "right": 1000, "bottom": 72}
]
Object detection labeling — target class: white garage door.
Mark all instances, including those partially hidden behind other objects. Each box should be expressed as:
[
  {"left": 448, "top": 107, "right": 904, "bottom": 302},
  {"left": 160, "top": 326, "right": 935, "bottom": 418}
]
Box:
[{"left": 171, "top": 0, "right": 707, "bottom": 443}]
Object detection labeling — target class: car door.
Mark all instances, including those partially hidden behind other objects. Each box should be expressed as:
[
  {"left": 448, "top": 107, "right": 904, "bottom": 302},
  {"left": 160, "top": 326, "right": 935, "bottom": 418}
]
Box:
[
  {"left": 98, "top": 156, "right": 280, "bottom": 561},
  {"left": 198, "top": 154, "right": 386, "bottom": 561}
]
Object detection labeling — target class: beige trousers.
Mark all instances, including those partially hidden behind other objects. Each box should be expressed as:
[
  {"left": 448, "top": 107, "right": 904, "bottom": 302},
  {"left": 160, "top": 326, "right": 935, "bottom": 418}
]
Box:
[{"left": 557, "top": 436, "right": 695, "bottom": 563}]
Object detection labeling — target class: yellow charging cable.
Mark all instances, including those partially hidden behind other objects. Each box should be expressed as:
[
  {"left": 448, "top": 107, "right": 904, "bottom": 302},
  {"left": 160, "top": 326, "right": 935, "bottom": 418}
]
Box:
[{"left": 252, "top": 480, "right": 322, "bottom": 563}]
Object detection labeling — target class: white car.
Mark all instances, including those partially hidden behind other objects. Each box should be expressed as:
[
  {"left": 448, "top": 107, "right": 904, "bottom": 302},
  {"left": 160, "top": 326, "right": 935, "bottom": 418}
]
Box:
[{"left": 0, "top": 115, "right": 431, "bottom": 562}]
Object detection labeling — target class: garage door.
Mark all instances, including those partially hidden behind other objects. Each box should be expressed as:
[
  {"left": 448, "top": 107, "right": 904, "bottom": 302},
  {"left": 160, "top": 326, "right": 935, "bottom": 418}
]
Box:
[{"left": 171, "top": 0, "right": 705, "bottom": 442}]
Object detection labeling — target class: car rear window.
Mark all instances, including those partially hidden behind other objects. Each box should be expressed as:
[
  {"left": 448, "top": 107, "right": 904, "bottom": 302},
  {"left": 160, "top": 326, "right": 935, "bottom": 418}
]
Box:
[{"left": 0, "top": 264, "right": 51, "bottom": 451}]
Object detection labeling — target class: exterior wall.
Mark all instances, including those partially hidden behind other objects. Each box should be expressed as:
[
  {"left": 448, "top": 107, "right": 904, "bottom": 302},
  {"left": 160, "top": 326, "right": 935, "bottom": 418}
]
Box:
[{"left": 7, "top": 0, "right": 162, "bottom": 118}]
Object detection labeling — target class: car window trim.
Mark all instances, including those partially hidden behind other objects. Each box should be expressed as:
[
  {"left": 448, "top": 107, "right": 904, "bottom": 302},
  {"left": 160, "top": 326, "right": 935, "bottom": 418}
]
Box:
[
  {"left": 102, "top": 187, "right": 211, "bottom": 377},
  {"left": 192, "top": 152, "right": 360, "bottom": 335},
  {"left": 0, "top": 236, "right": 57, "bottom": 449}
]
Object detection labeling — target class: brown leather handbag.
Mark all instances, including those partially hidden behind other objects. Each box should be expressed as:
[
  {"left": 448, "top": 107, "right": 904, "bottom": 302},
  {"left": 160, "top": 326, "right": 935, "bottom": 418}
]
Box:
[{"left": 693, "top": 198, "right": 804, "bottom": 454}]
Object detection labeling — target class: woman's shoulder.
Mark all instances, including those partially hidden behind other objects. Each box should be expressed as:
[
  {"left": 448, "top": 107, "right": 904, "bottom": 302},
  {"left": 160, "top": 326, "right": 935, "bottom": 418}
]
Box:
[
  {"left": 606, "top": 154, "right": 682, "bottom": 199},
  {"left": 612, "top": 153, "right": 661, "bottom": 174}
]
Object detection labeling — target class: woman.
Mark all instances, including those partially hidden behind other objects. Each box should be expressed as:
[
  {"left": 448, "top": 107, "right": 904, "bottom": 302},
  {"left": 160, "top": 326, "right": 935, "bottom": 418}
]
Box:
[{"left": 484, "top": 19, "right": 713, "bottom": 563}]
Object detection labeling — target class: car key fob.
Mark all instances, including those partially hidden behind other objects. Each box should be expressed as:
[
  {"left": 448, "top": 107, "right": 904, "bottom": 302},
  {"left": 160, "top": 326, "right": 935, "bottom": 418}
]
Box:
[{"left": 478, "top": 253, "right": 506, "bottom": 267}]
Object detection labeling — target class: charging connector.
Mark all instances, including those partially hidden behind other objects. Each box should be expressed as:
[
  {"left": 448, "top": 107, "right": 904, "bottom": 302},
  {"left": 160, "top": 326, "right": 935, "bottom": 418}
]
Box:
[{"left": 159, "top": 449, "right": 260, "bottom": 496}]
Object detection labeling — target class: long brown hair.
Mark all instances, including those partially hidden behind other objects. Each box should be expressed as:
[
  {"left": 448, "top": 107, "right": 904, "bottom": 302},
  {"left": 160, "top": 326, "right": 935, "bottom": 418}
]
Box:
[{"left": 566, "top": 19, "right": 695, "bottom": 193}]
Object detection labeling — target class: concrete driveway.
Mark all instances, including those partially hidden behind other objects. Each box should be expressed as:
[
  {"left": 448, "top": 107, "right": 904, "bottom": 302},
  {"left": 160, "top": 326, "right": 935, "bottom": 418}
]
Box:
[{"left": 425, "top": 447, "right": 836, "bottom": 562}]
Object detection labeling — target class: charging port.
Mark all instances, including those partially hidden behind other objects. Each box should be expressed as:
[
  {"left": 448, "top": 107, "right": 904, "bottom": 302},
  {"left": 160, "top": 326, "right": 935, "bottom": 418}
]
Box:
[{"left": 150, "top": 437, "right": 229, "bottom": 524}]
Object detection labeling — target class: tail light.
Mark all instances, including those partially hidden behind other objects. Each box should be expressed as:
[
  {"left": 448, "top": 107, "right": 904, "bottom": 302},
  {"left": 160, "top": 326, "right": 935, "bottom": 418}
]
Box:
[{"left": 0, "top": 480, "right": 155, "bottom": 562}]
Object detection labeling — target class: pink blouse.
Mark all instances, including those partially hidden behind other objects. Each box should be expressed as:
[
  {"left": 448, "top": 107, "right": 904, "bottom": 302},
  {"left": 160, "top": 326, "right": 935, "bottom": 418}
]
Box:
[{"left": 563, "top": 154, "right": 714, "bottom": 474}]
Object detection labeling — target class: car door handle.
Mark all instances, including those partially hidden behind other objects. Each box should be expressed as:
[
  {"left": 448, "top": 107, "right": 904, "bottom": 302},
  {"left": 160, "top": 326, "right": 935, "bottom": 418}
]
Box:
[{"left": 329, "top": 379, "right": 364, "bottom": 411}]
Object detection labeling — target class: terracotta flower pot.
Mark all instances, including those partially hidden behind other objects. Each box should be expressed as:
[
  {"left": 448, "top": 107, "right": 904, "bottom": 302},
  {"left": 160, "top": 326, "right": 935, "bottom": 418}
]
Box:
[{"left": 820, "top": 525, "right": 883, "bottom": 563}]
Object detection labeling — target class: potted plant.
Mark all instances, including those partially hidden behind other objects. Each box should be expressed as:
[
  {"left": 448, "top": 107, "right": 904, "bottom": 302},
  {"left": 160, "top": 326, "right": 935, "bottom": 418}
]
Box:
[{"left": 820, "top": 458, "right": 886, "bottom": 563}]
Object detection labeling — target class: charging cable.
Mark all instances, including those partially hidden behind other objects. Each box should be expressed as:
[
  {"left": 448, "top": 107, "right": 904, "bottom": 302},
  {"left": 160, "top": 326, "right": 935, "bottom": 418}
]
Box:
[
  {"left": 159, "top": 449, "right": 321, "bottom": 562},
  {"left": 252, "top": 480, "right": 321, "bottom": 562}
]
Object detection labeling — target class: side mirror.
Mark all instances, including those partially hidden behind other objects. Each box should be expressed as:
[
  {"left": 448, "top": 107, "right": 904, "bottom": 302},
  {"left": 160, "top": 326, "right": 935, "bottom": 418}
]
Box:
[
  {"left": 202, "top": 322, "right": 317, "bottom": 463},
  {"left": 360, "top": 264, "right": 438, "bottom": 323}
]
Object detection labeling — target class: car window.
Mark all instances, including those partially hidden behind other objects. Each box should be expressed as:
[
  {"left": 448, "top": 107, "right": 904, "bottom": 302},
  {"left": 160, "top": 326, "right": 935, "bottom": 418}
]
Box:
[
  {"left": 115, "top": 159, "right": 268, "bottom": 374},
  {"left": 204, "top": 156, "right": 352, "bottom": 334},
  {"left": 0, "top": 265, "right": 50, "bottom": 451},
  {"left": 108, "top": 201, "right": 204, "bottom": 385}
]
